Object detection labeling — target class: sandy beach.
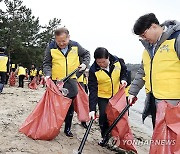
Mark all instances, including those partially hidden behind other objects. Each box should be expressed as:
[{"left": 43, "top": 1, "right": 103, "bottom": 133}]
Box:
[{"left": 0, "top": 80, "right": 153, "bottom": 154}]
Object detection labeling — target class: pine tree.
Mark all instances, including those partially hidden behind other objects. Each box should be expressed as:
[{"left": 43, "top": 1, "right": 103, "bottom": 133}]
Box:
[{"left": 0, "top": 0, "right": 61, "bottom": 68}]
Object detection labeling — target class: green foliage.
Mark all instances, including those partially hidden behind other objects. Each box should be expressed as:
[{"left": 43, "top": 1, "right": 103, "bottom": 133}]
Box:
[{"left": 0, "top": 0, "right": 61, "bottom": 68}]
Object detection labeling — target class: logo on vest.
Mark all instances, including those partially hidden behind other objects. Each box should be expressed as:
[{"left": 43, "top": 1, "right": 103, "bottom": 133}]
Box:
[
  {"left": 114, "top": 66, "right": 121, "bottom": 70},
  {"left": 71, "top": 48, "right": 77, "bottom": 54},
  {"left": 159, "top": 45, "right": 169, "bottom": 52}
]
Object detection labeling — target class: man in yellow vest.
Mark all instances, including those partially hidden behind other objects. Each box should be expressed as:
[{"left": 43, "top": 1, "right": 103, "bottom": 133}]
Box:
[
  {"left": 16, "top": 63, "right": 26, "bottom": 88},
  {"left": 29, "top": 64, "right": 37, "bottom": 81},
  {"left": 43, "top": 27, "right": 90, "bottom": 137},
  {"left": 128, "top": 13, "right": 180, "bottom": 129},
  {"left": 0, "top": 48, "right": 9, "bottom": 93},
  {"left": 88, "top": 47, "right": 128, "bottom": 143}
]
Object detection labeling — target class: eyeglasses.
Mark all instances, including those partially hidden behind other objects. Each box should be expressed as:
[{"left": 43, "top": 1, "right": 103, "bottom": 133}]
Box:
[{"left": 139, "top": 25, "right": 152, "bottom": 39}]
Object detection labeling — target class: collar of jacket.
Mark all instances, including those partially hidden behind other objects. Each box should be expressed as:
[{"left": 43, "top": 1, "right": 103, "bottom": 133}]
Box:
[
  {"left": 0, "top": 53, "right": 6, "bottom": 56},
  {"left": 54, "top": 40, "right": 75, "bottom": 51}
]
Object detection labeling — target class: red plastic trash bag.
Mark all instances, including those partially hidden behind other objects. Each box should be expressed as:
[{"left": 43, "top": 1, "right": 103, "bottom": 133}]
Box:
[
  {"left": 40, "top": 76, "right": 45, "bottom": 86},
  {"left": 74, "top": 83, "right": 90, "bottom": 122},
  {"left": 19, "top": 79, "right": 71, "bottom": 140},
  {"left": 9, "top": 72, "right": 16, "bottom": 86},
  {"left": 149, "top": 100, "right": 180, "bottom": 154},
  {"left": 106, "top": 86, "right": 137, "bottom": 153},
  {"left": 37, "top": 75, "right": 40, "bottom": 85},
  {"left": 28, "top": 77, "right": 38, "bottom": 90}
]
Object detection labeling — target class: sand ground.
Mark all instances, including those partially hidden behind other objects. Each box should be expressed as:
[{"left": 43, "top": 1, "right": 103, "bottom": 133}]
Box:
[{"left": 0, "top": 80, "right": 152, "bottom": 154}]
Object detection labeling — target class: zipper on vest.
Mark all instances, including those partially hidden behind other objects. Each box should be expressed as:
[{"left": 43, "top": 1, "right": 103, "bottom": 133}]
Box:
[
  {"left": 65, "top": 47, "right": 72, "bottom": 77},
  {"left": 65, "top": 57, "right": 68, "bottom": 76},
  {"left": 110, "top": 77, "right": 113, "bottom": 98},
  {"left": 150, "top": 57, "right": 154, "bottom": 93}
]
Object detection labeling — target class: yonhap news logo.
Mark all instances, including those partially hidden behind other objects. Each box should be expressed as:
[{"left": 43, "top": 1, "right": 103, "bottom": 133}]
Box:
[{"left": 109, "top": 137, "right": 176, "bottom": 146}]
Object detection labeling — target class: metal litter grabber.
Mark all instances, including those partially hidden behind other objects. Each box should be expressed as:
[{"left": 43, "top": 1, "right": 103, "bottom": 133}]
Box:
[
  {"left": 99, "top": 97, "right": 137, "bottom": 147},
  {"left": 73, "top": 118, "right": 94, "bottom": 154},
  {"left": 56, "top": 68, "right": 80, "bottom": 84},
  {"left": 56, "top": 68, "right": 80, "bottom": 96}
]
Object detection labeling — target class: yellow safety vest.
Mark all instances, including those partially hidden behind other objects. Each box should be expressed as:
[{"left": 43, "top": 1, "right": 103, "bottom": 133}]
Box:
[
  {"left": 142, "top": 39, "right": 180, "bottom": 99},
  {"left": 39, "top": 70, "right": 43, "bottom": 75},
  {"left": 95, "top": 62, "right": 121, "bottom": 98},
  {"left": 125, "top": 85, "right": 130, "bottom": 97},
  {"left": 83, "top": 76, "right": 88, "bottom": 85},
  {"left": 30, "top": 69, "right": 37, "bottom": 76},
  {"left": 0, "top": 55, "right": 8, "bottom": 72},
  {"left": 77, "top": 74, "right": 88, "bottom": 85},
  {"left": 51, "top": 47, "right": 80, "bottom": 80},
  {"left": 18, "top": 66, "right": 26, "bottom": 76},
  {"left": 11, "top": 64, "right": 15, "bottom": 69},
  {"left": 77, "top": 74, "right": 85, "bottom": 83}
]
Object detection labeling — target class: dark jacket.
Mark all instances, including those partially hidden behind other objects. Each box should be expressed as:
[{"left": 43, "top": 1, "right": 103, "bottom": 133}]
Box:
[
  {"left": 129, "top": 20, "right": 180, "bottom": 97},
  {"left": 43, "top": 40, "right": 90, "bottom": 98},
  {"left": 88, "top": 54, "right": 127, "bottom": 111}
]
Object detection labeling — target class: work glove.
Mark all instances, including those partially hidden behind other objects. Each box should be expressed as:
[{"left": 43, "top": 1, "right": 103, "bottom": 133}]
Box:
[
  {"left": 89, "top": 111, "right": 95, "bottom": 119},
  {"left": 128, "top": 94, "right": 136, "bottom": 106},
  {"left": 61, "top": 88, "right": 69, "bottom": 96},
  {"left": 78, "top": 63, "right": 86, "bottom": 72},
  {"left": 121, "top": 80, "right": 127, "bottom": 87},
  {"left": 44, "top": 76, "right": 50, "bottom": 82}
]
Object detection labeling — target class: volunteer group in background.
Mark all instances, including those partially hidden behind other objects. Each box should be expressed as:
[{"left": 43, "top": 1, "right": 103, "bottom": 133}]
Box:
[{"left": 0, "top": 55, "right": 45, "bottom": 92}]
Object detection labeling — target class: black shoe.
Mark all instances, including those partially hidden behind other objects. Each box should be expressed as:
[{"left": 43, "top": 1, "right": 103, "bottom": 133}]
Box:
[
  {"left": 98, "top": 140, "right": 106, "bottom": 146},
  {"left": 64, "top": 130, "right": 73, "bottom": 137},
  {"left": 81, "top": 122, "right": 88, "bottom": 129},
  {"left": 98, "top": 136, "right": 110, "bottom": 147}
]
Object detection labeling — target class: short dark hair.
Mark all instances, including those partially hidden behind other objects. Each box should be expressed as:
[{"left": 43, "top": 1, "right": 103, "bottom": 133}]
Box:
[
  {"left": 94, "top": 47, "right": 109, "bottom": 59},
  {"left": 54, "top": 27, "right": 69, "bottom": 36},
  {"left": 133, "top": 13, "right": 159, "bottom": 35}
]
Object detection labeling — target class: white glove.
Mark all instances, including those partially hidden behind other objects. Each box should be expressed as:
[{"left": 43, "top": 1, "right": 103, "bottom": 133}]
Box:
[
  {"left": 128, "top": 94, "right": 136, "bottom": 105},
  {"left": 79, "top": 63, "right": 86, "bottom": 72},
  {"left": 61, "top": 88, "right": 69, "bottom": 96},
  {"left": 45, "top": 76, "right": 50, "bottom": 82},
  {"left": 121, "top": 80, "right": 127, "bottom": 87},
  {"left": 89, "top": 111, "right": 95, "bottom": 119}
]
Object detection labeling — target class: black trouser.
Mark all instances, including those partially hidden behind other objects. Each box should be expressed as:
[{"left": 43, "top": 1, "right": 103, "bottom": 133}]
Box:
[
  {"left": 5, "top": 73, "right": 9, "bottom": 84},
  {"left": 64, "top": 102, "right": 74, "bottom": 132},
  {"left": 30, "top": 76, "right": 34, "bottom": 81},
  {"left": 150, "top": 94, "right": 156, "bottom": 129},
  {"left": 19, "top": 75, "right": 25, "bottom": 88},
  {"left": 63, "top": 79, "right": 78, "bottom": 133},
  {"left": 98, "top": 98, "right": 109, "bottom": 138},
  {"left": 11, "top": 68, "right": 16, "bottom": 72},
  {"left": 0, "top": 72, "right": 6, "bottom": 93},
  {"left": 142, "top": 93, "right": 156, "bottom": 129}
]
